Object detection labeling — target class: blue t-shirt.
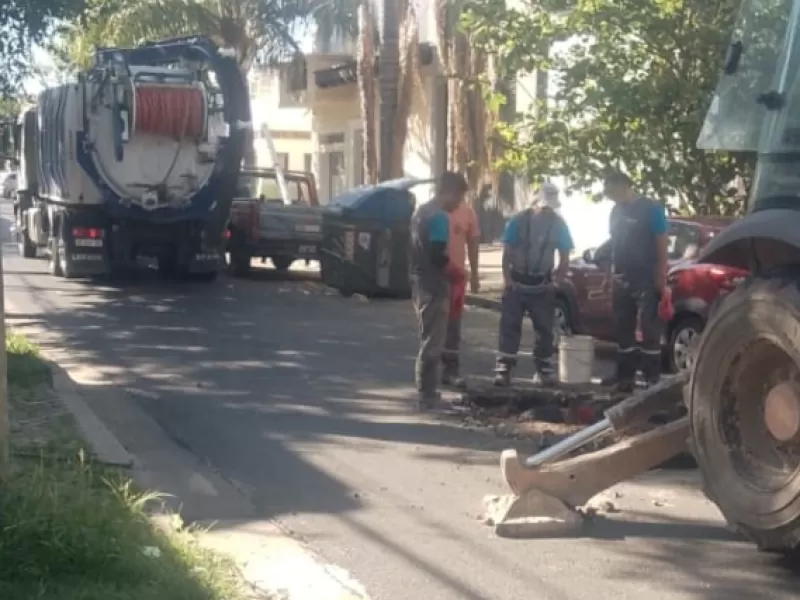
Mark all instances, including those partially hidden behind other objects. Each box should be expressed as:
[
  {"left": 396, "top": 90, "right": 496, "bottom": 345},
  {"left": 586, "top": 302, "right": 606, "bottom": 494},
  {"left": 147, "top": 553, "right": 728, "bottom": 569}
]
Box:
[
  {"left": 501, "top": 214, "right": 574, "bottom": 253},
  {"left": 648, "top": 201, "right": 668, "bottom": 235},
  {"left": 427, "top": 211, "right": 449, "bottom": 243}
]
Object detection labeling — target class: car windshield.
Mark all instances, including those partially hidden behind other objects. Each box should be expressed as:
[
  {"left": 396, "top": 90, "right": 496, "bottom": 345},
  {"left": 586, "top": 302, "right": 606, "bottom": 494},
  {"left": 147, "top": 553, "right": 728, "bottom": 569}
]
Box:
[
  {"left": 235, "top": 173, "right": 312, "bottom": 204},
  {"left": 592, "top": 221, "right": 705, "bottom": 263}
]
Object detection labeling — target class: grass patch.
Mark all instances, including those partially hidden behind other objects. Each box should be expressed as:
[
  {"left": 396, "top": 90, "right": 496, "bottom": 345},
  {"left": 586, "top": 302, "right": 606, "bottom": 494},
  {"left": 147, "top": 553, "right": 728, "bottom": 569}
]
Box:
[
  {"left": 7, "top": 331, "right": 52, "bottom": 389},
  {"left": 1, "top": 331, "right": 251, "bottom": 599},
  {"left": 0, "top": 460, "right": 247, "bottom": 600}
]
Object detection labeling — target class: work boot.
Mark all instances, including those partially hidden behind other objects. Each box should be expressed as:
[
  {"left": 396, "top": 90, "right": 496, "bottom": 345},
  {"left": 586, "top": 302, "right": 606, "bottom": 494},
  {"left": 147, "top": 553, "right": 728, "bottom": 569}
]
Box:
[
  {"left": 441, "top": 369, "right": 467, "bottom": 390},
  {"left": 532, "top": 370, "right": 558, "bottom": 386},
  {"left": 494, "top": 357, "right": 514, "bottom": 386},
  {"left": 641, "top": 352, "right": 662, "bottom": 388},
  {"left": 493, "top": 361, "right": 512, "bottom": 386},
  {"left": 416, "top": 391, "right": 442, "bottom": 411},
  {"left": 533, "top": 358, "right": 557, "bottom": 386},
  {"left": 600, "top": 374, "right": 635, "bottom": 393},
  {"left": 416, "top": 391, "right": 465, "bottom": 415}
]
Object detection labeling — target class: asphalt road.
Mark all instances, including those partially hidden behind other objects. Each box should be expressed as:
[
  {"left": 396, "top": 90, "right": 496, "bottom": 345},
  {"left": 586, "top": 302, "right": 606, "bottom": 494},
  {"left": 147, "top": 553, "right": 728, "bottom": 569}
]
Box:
[{"left": 2, "top": 207, "right": 798, "bottom": 600}]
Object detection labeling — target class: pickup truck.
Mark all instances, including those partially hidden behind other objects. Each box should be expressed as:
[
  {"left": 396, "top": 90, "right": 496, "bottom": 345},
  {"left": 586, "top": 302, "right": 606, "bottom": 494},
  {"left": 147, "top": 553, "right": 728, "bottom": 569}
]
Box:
[{"left": 226, "top": 168, "right": 322, "bottom": 275}]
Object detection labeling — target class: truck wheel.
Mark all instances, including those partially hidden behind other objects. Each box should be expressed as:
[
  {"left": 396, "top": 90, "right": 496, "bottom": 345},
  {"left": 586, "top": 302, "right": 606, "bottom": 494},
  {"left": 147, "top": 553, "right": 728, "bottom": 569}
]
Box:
[
  {"left": 227, "top": 249, "right": 251, "bottom": 277},
  {"left": 48, "top": 237, "right": 63, "bottom": 277},
  {"left": 56, "top": 234, "right": 77, "bottom": 279},
  {"left": 17, "top": 229, "right": 36, "bottom": 259},
  {"left": 688, "top": 277, "right": 800, "bottom": 553},
  {"left": 272, "top": 256, "right": 294, "bottom": 273}
]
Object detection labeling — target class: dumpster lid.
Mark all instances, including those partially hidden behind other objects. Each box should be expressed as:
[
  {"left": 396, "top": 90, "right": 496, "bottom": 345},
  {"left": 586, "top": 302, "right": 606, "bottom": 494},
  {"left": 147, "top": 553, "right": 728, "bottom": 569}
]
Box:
[{"left": 373, "top": 177, "right": 435, "bottom": 191}]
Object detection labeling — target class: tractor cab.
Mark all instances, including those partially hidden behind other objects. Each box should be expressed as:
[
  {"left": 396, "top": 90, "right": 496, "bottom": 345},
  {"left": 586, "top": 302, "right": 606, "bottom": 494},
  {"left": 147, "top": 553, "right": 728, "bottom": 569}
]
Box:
[{"left": 698, "top": 0, "right": 800, "bottom": 211}]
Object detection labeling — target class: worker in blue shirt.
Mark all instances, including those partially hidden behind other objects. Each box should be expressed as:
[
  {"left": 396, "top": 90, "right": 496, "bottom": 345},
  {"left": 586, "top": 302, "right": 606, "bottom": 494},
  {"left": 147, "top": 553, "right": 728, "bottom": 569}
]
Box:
[
  {"left": 494, "top": 183, "right": 574, "bottom": 386},
  {"left": 409, "top": 172, "right": 469, "bottom": 410},
  {"left": 601, "top": 171, "right": 669, "bottom": 392}
]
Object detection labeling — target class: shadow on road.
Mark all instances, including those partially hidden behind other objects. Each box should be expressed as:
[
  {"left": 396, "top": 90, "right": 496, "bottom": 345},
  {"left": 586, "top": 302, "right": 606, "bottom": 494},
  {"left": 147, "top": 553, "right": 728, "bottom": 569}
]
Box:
[{"left": 5, "top": 257, "right": 799, "bottom": 600}]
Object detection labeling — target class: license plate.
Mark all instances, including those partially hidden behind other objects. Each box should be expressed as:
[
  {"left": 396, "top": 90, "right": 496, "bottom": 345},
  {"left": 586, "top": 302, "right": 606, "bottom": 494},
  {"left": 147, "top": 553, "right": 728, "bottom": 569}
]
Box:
[
  {"left": 298, "top": 245, "right": 316, "bottom": 255},
  {"left": 75, "top": 238, "right": 103, "bottom": 247},
  {"left": 296, "top": 224, "right": 320, "bottom": 233}
]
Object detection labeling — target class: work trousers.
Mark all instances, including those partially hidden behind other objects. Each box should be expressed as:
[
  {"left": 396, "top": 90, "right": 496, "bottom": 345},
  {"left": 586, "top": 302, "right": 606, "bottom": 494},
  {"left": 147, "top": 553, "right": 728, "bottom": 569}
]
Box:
[
  {"left": 496, "top": 285, "right": 555, "bottom": 375},
  {"left": 442, "top": 300, "right": 463, "bottom": 377},
  {"left": 411, "top": 276, "right": 450, "bottom": 396},
  {"left": 612, "top": 279, "right": 663, "bottom": 383}
]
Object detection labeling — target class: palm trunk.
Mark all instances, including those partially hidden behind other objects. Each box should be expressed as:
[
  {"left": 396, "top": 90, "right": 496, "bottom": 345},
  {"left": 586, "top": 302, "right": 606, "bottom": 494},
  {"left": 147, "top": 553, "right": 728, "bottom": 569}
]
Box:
[
  {"left": 390, "top": 3, "right": 418, "bottom": 178},
  {"left": 357, "top": 3, "right": 378, "bottom": 184},
  {"left": 378, "top": 0, "right": 401, "bottom": 181}
]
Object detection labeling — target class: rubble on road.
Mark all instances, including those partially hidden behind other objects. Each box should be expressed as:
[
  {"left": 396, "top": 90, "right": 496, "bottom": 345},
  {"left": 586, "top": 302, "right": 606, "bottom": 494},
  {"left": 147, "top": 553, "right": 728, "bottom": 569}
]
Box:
[{"left": 453, "top": 377, "right": 666, "bottom": 456}]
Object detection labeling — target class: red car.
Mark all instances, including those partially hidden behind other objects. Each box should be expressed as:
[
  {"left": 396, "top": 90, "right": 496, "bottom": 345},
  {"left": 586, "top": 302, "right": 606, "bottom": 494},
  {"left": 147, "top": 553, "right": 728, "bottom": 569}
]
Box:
[{"left": 555, "top": 217, "right": 748, "bottom": 372}]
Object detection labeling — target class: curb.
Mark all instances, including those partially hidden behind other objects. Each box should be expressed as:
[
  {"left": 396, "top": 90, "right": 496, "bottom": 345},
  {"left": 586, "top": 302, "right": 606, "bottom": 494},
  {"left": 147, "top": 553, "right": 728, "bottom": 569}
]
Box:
[
  {"left": 45, "top": 359, "right": 134, "bottom": 468},
  {"left": 465, "top": 293, "right": 501, "bottom": 311}
]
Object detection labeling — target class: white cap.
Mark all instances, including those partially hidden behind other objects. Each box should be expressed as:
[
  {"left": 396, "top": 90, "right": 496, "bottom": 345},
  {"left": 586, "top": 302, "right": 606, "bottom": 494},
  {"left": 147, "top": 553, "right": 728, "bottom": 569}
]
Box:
[{"left": 535, "top": 182, "right": 560, "bottom": 209}]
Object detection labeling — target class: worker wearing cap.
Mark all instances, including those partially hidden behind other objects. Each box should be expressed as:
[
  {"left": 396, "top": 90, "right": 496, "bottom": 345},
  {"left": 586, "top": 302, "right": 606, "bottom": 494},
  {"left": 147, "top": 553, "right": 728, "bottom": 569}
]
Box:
[
  {"left": 410, "top": 172, "right": 469, "bottom": 410},
  {"left": 601, "top": 171, "right": 668, "bottom": 392},
  {"left": 494, "top": 183, "right": 574, "bottom": 386}
]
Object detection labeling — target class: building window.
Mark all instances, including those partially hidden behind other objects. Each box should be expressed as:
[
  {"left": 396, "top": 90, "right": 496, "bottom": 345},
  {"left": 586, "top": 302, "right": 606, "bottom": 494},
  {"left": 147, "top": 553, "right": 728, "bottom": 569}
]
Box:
[
  {"left": 328, "top": 151, "right": 346, "bottom": 199},
  {"left": 304, "top": 153, "right": 312, "bottom": 173},
  {"left": 319, "top": 132, "right": 345, "bottom": 147},
  {"left": 278, "top": 62, "right": 307, "bottom": 107},
  {"left": 276, "top": 153, "right": 289, "bottom": 170}
]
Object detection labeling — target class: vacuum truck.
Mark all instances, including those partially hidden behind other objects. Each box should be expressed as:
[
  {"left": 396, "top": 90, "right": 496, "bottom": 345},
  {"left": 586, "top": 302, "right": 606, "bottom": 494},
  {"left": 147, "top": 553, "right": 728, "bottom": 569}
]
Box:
[
  {"left": 493, "top": 0, "right": 800, "bottom": 554},
  {"left": 7, "top": 35, "right": 249, "bottom": 281}
]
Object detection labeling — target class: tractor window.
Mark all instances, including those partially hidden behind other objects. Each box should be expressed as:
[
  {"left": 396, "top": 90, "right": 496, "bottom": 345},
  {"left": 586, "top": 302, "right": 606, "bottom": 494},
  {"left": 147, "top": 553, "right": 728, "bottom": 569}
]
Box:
[{"left": 697, "top": 0, "right": 795, "bottom": 152}]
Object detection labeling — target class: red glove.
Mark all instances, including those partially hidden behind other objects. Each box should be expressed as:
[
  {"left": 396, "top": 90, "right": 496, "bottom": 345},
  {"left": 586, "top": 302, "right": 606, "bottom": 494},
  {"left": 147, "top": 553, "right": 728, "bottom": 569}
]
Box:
[
  {"left": 444, "top": 262, "right": 466, "bottom": 284},
  {"left": 658, "top": 287, "right": 674, "bottom": 321}
]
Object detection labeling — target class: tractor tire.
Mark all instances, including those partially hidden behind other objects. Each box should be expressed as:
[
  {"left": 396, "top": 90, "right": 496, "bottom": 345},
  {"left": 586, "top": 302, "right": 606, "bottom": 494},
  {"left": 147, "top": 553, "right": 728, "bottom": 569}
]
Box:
[{"left": 688, "top": 276, "right": 800, "bottom": 553}]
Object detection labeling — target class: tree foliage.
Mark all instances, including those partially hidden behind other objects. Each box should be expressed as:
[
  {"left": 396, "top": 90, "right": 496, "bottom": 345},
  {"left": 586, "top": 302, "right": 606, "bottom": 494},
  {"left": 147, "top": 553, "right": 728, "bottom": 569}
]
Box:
[
  {"left": 51, "top": 0, "right": 353, "bottom": 73},
  {"left": 0, "top": 0, "right": 85, "bottom": 94},
  {"left": 461, "top": 0, "right": 756, "bottom": 215}
]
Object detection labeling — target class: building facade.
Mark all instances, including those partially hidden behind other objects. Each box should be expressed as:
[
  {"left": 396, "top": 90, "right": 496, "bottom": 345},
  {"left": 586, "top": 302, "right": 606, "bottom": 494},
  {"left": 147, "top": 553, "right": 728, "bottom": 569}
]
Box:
[{"left": 249, "top": 67, "right": 315, "bottom": 175}]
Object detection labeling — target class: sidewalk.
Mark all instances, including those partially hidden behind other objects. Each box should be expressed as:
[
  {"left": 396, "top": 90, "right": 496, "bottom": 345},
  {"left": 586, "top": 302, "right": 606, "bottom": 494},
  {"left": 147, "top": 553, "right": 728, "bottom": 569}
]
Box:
[{"left": 467, "top": 244, "right": 504, "bottom": 311}]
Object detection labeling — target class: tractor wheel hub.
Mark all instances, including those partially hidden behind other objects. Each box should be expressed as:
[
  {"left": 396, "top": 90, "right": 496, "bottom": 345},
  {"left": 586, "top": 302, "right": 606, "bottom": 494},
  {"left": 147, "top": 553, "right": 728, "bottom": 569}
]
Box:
[{"left": 764, "top": 382, "right": 800, "bottom": 443}]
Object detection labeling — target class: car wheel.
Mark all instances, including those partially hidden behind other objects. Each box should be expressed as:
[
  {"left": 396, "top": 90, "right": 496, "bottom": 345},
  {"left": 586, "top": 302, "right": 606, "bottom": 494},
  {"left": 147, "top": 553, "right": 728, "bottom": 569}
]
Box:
[
  {"left": 553, "top": 297, "right": 574, "bottom": 349},
  {"left": 668, "top": 315, "right": 704, "bottom": 373}
]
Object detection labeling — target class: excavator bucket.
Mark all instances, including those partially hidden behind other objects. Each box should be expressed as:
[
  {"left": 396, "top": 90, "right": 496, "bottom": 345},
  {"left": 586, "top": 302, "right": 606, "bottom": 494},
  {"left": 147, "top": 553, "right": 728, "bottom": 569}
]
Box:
[{"left": 489, "top": 373, "right": 691, "bottom": 538}]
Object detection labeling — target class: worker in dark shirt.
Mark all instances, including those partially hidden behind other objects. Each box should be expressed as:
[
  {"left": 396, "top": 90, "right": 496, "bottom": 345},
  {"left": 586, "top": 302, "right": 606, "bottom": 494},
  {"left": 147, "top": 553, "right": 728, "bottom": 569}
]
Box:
[
  {"left": 409, "top": 172, "right": 469, "bottom": 410},
  {"left": 494, "top": 183, "right": 574, "bottom": 386},
  {"left": 602, "top": 171, "right": 669, "bottom": 392}
]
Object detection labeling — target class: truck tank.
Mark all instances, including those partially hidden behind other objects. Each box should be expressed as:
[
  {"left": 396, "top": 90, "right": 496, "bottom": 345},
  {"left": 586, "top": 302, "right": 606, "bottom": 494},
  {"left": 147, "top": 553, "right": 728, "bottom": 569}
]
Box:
[{"left": 12, "top": 35, "right": 250, "bottom": 280}]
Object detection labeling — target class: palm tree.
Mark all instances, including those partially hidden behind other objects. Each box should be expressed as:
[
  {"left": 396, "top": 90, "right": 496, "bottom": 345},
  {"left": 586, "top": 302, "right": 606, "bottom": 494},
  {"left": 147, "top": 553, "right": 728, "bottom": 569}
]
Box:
[
  {"left": 434, "top": 0, "right": 497, "bottom": 199},
  {"left": 356, "top": 2, "right": 378, "bottom": 184},
  {"left": 355, "top": 0, "right": 418, "bottom": 183}
]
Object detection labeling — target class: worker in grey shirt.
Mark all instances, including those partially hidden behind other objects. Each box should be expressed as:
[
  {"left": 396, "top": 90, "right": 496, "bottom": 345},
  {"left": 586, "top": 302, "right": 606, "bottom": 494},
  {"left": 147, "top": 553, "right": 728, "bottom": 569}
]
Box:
[
  {"left": 410, "top": 172, "right": 469, "bottom": 409},
  {"left": 494, "top": 183, "right": 574, "bottom": 386}
]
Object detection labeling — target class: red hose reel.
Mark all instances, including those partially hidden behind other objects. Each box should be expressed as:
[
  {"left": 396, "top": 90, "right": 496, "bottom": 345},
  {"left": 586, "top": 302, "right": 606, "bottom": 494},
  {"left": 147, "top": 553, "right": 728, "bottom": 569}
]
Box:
[{"left": 133, "top": 85, "right": 205, "bottom": 139}]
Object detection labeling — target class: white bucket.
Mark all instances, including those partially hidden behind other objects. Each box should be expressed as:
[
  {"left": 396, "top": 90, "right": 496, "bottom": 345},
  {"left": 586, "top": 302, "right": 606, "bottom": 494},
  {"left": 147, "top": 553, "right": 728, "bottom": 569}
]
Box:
[{"left": 558, "top": 335, "right": 595, "bottom": 384}]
